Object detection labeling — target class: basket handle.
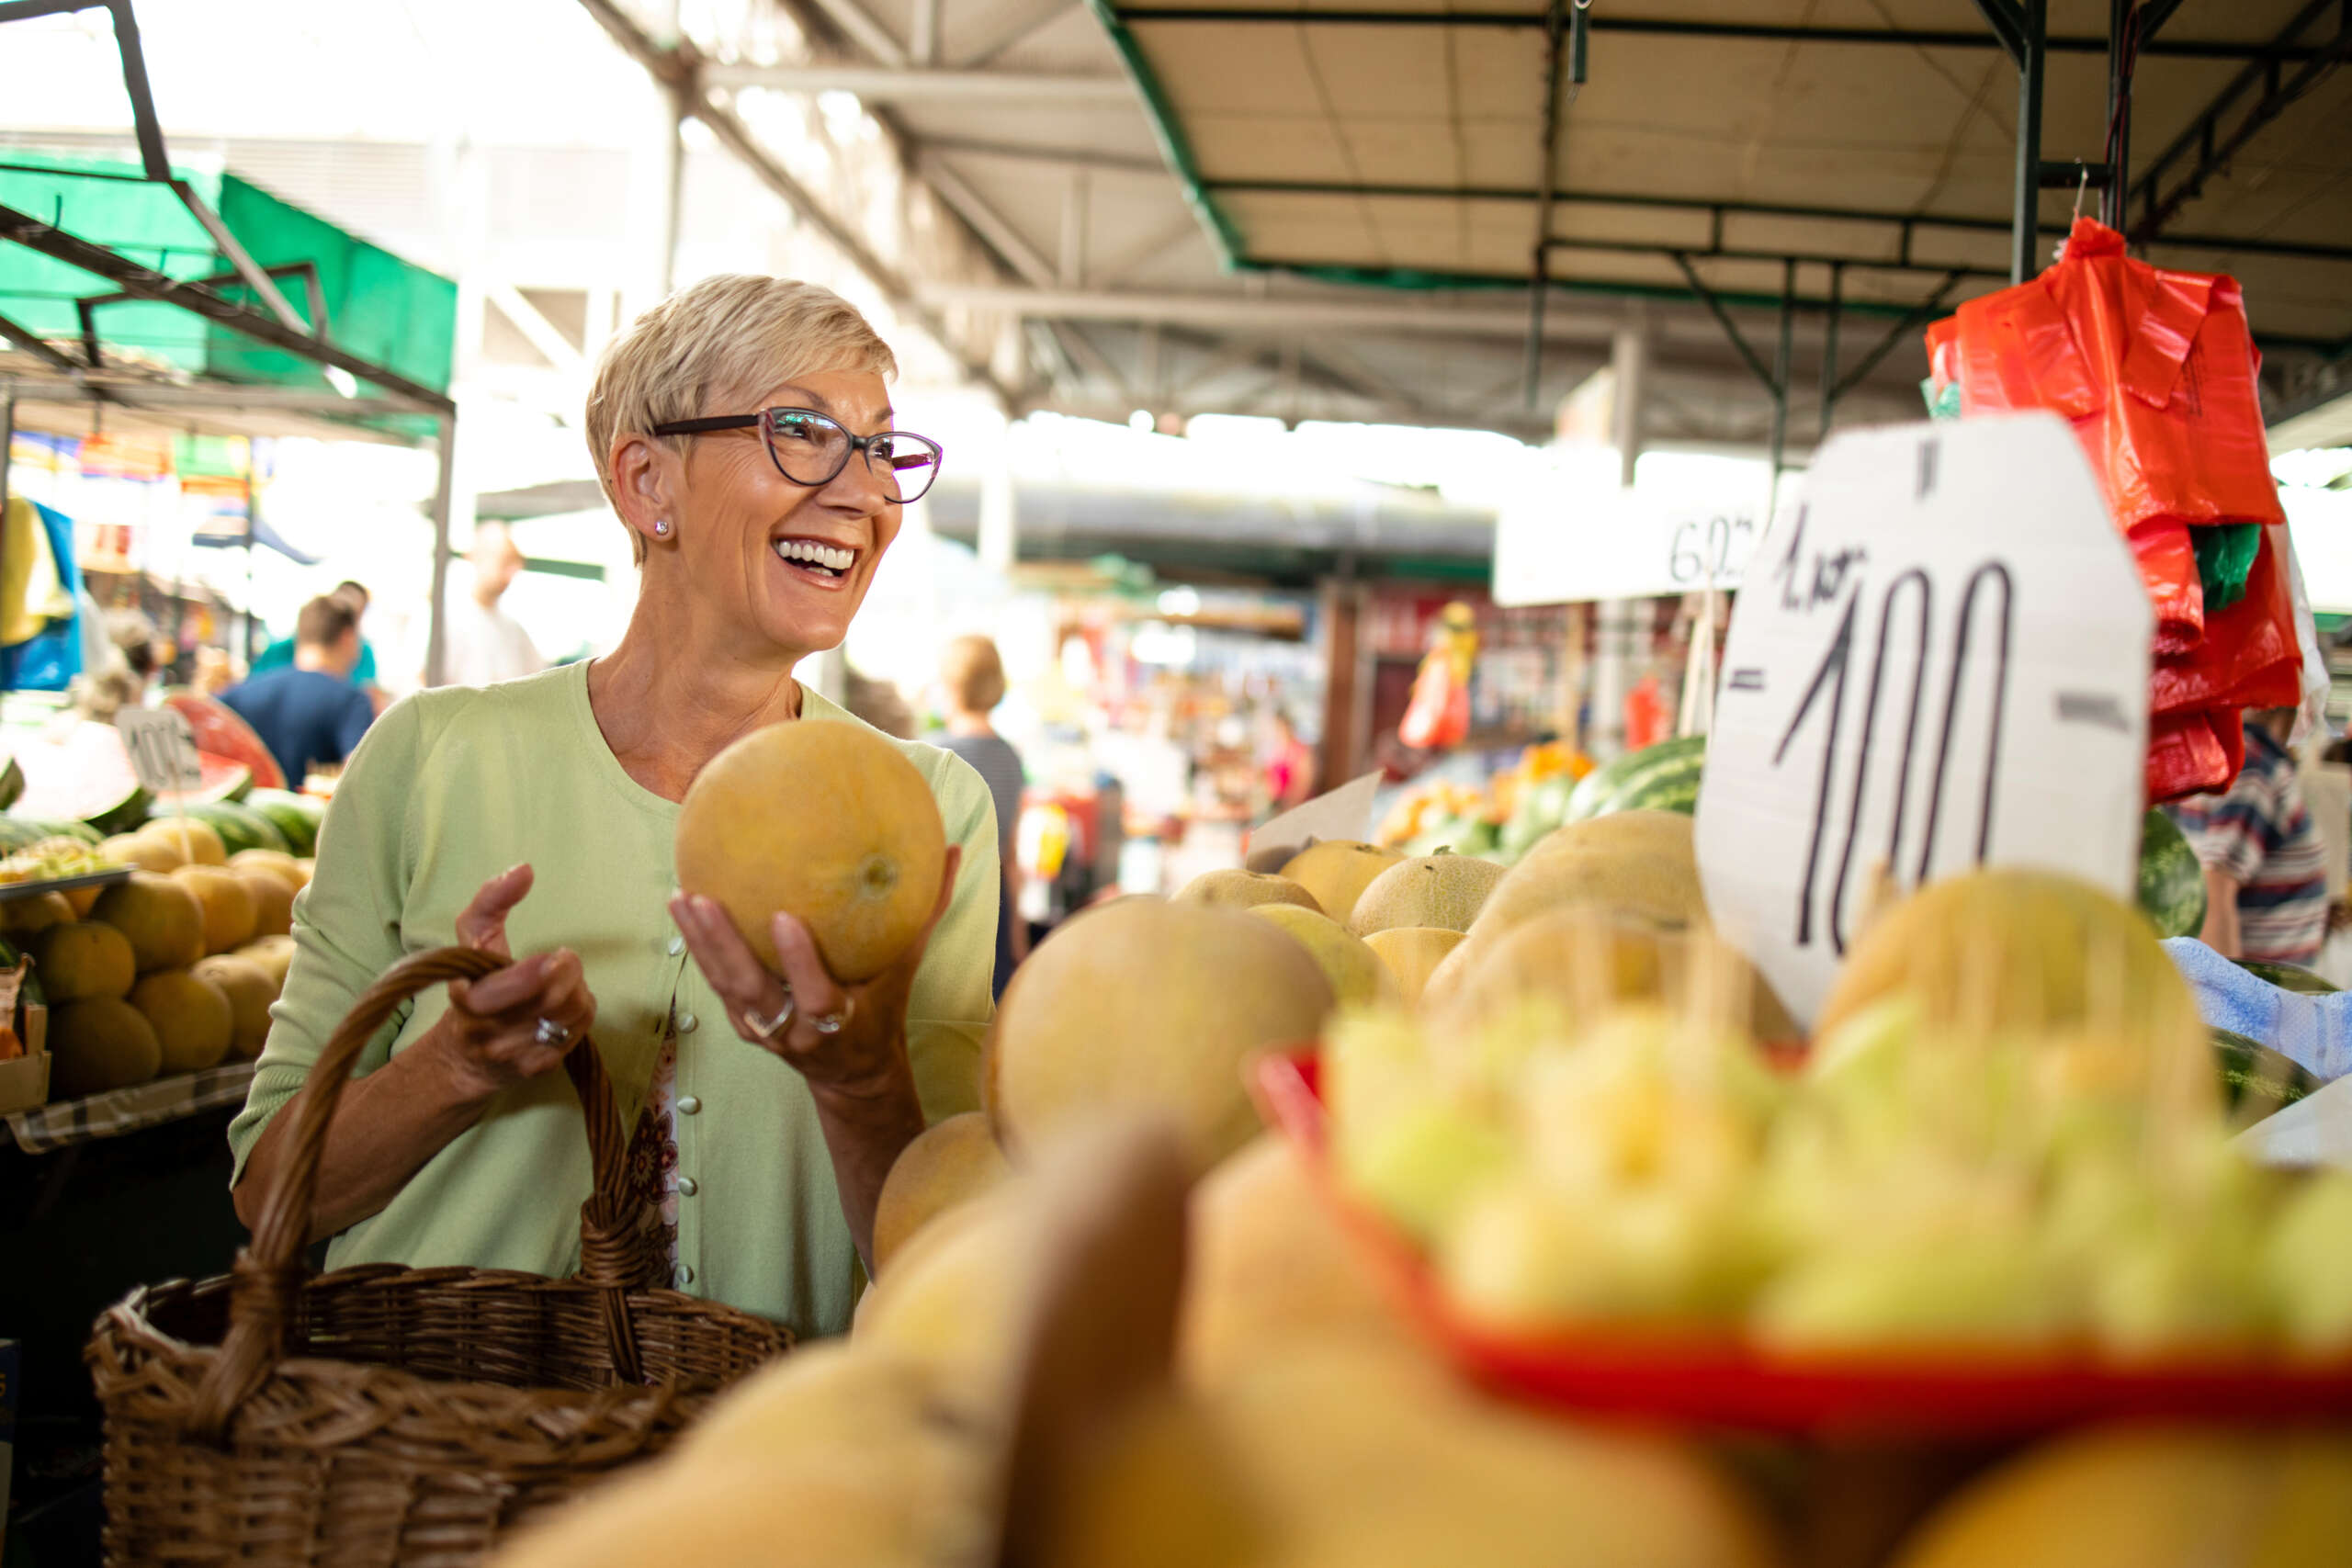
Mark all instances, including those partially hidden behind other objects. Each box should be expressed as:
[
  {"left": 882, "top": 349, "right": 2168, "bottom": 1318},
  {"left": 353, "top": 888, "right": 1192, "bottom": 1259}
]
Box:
[{"left": 188, "top": 946, "right": 653, "bottom": 1438}]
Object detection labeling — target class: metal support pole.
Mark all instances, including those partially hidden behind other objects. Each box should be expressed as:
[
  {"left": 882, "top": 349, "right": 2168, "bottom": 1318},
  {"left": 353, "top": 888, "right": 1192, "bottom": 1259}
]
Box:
[
  {"left": 1767, "top": 257, "right": 1795, "bottom": 510},
  {"left": 1523, "top": 0, "right": 1570, "bottom": 410},
  {"left": 424, "top": 416, "right": 457, "bottom": 690},
  {"left": 2012, "top": 0, "right": 2049, "bottom": 282},
  {"left": 1818, "top": 261, "right": 1843, "bottom": 441},
  {"left": 2102, "top": 0, "right": 2133, "bottom": 229},
  {"left": 660, "top": 85, "right": 688, "bottom": 298}
]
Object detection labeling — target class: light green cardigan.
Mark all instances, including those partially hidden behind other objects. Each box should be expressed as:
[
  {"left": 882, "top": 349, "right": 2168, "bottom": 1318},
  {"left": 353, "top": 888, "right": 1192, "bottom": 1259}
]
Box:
[{"left": 225, "top": 661, "right": 998, "bottom": 1339}]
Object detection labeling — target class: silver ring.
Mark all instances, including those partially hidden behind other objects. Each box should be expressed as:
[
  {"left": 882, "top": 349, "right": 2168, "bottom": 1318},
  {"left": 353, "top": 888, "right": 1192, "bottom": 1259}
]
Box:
[
  {"left": 744, "top": 997, "right": 796, "bottom": 1040},
  {"left": 534, "top": 1017, "right": 570, "bottom": 1047},
  {"left": 808, "top": 998, "right": 854, "bottom": 1036}
]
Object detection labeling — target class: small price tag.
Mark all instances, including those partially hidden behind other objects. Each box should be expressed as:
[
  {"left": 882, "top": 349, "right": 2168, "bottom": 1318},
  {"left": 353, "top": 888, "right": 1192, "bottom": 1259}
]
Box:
[
  {"left": 1694, "top": 412, "right": 2152, "bottom": 1028},
  {"left": 116, "top": 708, "right": 206, "bottom": 797}
]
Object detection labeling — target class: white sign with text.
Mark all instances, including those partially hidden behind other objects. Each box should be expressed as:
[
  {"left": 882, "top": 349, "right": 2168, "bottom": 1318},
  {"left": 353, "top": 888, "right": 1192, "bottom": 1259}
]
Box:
[
  {"left": 115, "top": 708, "right": 205, "bottom": 797},
  {"left": 1493, "top": 462, "right": 1768, "bottom": 606},
  {"left": 1695, "top": 413, "right": 2151, "bottom": 1028}
]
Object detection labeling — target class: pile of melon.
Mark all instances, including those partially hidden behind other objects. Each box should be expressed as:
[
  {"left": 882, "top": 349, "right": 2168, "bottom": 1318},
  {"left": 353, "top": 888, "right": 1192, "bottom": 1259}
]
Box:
[{"left": 7, "top": 815, "right": 306, "bottom": 1100}]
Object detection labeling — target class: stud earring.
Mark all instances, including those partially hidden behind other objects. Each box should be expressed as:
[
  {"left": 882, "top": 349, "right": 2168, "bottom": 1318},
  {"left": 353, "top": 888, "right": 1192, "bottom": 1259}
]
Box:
[{"left": 652, "top": 519, "right": 671, "bottom": 536}]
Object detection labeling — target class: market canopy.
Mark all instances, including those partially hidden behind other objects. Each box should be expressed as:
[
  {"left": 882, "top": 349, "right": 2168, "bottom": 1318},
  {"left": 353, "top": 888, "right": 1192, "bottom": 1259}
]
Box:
[{"left": 1094, "top": 0, "right": 2352, "bottom": 350}]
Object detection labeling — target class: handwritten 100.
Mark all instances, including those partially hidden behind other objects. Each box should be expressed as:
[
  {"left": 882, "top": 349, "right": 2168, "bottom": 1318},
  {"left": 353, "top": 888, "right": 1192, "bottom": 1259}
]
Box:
[{"left": 1763, "top": 505, "right": 2015, "bottom": 956}]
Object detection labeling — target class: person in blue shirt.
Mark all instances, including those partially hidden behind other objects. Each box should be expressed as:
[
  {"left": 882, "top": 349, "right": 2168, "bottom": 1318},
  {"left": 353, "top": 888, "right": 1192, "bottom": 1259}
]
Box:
[
  {"left": 252, "top": 580, "right": 381, "bottom": 689},
  {"left": 220, "top": 594, "right": 377, "bottom": 785}
]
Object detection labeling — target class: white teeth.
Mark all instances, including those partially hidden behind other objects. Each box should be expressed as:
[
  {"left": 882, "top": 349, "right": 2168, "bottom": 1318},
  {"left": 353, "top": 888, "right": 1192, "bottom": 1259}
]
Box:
[{"left": 773, "top": 539, "right": 854, "bottom": 573}]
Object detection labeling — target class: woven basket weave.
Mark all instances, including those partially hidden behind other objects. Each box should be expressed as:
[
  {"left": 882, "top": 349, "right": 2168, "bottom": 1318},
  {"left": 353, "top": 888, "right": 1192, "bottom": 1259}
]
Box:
[{"left": 86, "top": 946, "right": 793, "bottom": 1567}]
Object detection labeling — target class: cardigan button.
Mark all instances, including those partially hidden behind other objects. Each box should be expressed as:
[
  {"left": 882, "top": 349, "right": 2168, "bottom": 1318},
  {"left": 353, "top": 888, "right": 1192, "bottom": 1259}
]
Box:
[
  {"left": 676, "top": 1095, "right": 702, "bottom": 1116},
  {"left": 673, "top": 1264, "right": 694, "bottom": 1287},
  {"left": 678, "top": 1012, "right": 699, "bottom": 1034},
  {"left": 676, "top": 1176, "right": 698, "bottom": 1197},
  {"left": 667, "top": 935, "right": 684, "bottom": 956}
]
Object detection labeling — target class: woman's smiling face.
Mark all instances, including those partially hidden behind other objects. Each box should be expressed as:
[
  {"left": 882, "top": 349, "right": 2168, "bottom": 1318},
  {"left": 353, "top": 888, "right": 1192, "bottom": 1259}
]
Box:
[{"left": 672, "top": 367, "right": 906, "bottom": 663}]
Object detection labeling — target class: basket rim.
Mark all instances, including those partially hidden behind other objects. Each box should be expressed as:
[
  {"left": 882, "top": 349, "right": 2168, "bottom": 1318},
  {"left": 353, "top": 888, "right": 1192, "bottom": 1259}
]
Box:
[{"left": 93, "top": 1266, "right": 791, "bottom": 1420}]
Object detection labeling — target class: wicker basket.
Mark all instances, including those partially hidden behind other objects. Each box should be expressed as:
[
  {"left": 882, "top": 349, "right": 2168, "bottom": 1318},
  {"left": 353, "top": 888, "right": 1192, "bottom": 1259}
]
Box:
[{"left": 86, "top": 946, "right": 794, "bottom": 1567}]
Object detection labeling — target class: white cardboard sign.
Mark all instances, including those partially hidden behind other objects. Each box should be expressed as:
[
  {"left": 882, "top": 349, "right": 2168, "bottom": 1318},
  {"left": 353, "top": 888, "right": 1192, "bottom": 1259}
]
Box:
[
  {"left": 115, "top": 708, "right": 205, "bottom": 796},
  {"left": 1695, "top": 413, "right": 2152, "bottom": 1028},
  {"left": 1493, "top": 482, "right": 1766, "bottom": 606},
  {"left": 1248, "top": 772, "right": 1384, "bottom": 869}
]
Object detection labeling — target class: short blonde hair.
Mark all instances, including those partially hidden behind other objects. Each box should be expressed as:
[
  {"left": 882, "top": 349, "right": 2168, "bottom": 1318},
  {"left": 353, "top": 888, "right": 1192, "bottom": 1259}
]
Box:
[
  {"left": 585, "top": 275, "right": 897, "bottom": 561},
  {"left": 941, "top": 634, "right": 1007, "bottom": 713}
]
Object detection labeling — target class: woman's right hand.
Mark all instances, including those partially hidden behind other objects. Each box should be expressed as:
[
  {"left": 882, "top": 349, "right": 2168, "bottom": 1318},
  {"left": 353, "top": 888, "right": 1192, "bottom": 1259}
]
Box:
[{"left": 421, "top": 863, "right": 598, "bottom": 1103}]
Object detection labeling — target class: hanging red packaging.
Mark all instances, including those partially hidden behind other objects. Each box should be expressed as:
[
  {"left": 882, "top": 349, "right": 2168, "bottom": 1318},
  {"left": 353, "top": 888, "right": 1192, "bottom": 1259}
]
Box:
[
  {"left": 2149, "top": 528, "right": 2303, "bottom": 716},
  {"left": 2145, "top": 709, "right": 2243, "bottom": 802},
  {"left": 1946, "top": 219, "right": 2281, "bottom": 542}
]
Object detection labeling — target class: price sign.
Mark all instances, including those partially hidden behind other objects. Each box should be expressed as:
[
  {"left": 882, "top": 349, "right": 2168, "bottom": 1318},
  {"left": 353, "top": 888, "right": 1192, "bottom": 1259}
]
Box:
[
  {"left": 1493, "top": 479, "right": 1765, "bottom": 606},
  {"left": 1695, "top": 412, "right": 2151, "bottom": 1027},
  {"left": 116, "top": 708, "right": 206, "bottom": 797}
]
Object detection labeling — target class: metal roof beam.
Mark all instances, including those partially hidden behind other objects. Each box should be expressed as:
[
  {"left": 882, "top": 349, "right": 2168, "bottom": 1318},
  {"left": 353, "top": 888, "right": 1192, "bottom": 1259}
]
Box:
[
  {"left": 2128, "top": 0, "right": 2352, "bottom": 246},
  {"left": 1203, "top": 179, "right": 2352, "bottom": 265},
  {"left": 961, "top": 0, "right": 1080, "bottom": 66},
  {"left": 0, "top": 305, "right": 82, "bottom": 372},
  {"left": 1108, "top": 6, "right": 2330, "bottom": 58},
  {"left": 704, "top": 62, "right": 1134, "bottom": 103},
  {"left": 918, "top": 153, "right": 1060, "bottom": 289},
  {"left": 799, "top": 0, "right": 909, "bottom": 67},
  {"left": 573, "top": 0, "right": 1013, "bottom": 402},
  {"left": 913, "top": 137, "right": 1164, "bottom": 175},
  {"left": 919, "top": 284, "right": 1623, "bottom": 342},
  {"left": 0, "top": 201, "right": 454, "bottom": 414}
]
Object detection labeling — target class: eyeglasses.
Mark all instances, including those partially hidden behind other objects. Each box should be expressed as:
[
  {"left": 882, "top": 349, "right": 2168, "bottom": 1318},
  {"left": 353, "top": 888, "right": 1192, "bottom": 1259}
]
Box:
[{"left": 650, "top": 407, "right": 944, "bottom": 504}]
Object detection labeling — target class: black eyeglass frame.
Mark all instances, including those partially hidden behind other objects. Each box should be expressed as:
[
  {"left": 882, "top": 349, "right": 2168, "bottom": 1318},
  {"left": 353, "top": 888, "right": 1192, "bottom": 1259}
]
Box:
[{"left": 650, "top": 408, "right": 944, "bottom": 503}]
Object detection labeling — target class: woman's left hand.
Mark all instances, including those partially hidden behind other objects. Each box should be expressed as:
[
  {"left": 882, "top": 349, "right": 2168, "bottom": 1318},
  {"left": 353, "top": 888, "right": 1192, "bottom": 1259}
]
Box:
[{"left": 672, "top": 845, "right": 963, "bottom": 1096}]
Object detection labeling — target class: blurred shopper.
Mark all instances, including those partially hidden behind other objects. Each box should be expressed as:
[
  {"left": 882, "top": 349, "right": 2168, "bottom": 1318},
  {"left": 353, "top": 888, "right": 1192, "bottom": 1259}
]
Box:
[
  {"left": 2168, "top": 706, "right": 2329, "bottom": 964},
  {"left": 219, "top": 594, "right": 376, "bottom": 784},
  {"left": 1265, "top": 708, "right": 1317, "bottom": 811},
  {"left": 413, "top": 523, "right": 546, "bottom": 689},
  {"left": 254, "top": 580, "right": 381, "bottom": 688},
  {"left": 937, "top": 634, "right": 1028, "bottom": 996}
]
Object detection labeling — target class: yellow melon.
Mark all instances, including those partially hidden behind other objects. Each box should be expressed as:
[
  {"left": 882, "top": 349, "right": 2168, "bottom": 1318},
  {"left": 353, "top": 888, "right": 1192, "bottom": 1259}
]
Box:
[
  {"left": 130, "top": 967, "right": 234, "bottom": 1073},
  {"left": 171, "top": 864, "right": 257, "bottom": 955},
  {"left": 1817, "top": 868, "right": 2208, "bottom": 1085},
  {"left": 1181, "top": 1134, "right": 1413, "bottom": 1387},
  {"left": 1246, "top": 905, "right": 1393, "bottom": 1011},
  {"left": 1423, "top": 811, "right": 1708, "bottom": 1010},
  {"left": 193, "top": 954, "right": 276, "bottom": 1059},
  {"left": 1362, "top": 928, "right": 1466, "bottom": 1010},
  {"left": 986, "top": 899, "right": 1333, "bottom": 1167},
  {"left": 46, "top": 996, "right": 162, "bottom": 1098},
  {"left": 1172, "top": 869, "right": 1324, "bottom": 916},
  {"left": 102, "top": 830, "right": 182, "bottom": 874},
  {"left": 235, "top": 934, "right": 296, "bottom": 988},
  {"left": 1279, "top": 840, "right": 1405, "bottom": 929},
  {"left": 25, "top": 920, "right": 135, "bottom": 1001},
  {"left": 0, "top": 890, "right": 75, "bottom": 941},
  {"left": 229, "top": 848, "right": 305, "bottom": 892},
  {"left": 1893, "top": 1426, "right": 2352, "bottom": 1568},
  {"left": 675, "top": 721, "right": 945, "bottom": 982},
  {"left": 1348, "top": 852, "right": 1507, "bottom": 937},
  {"left": 141, "top": 817, "right": 224, "bottom": 867},
  {"left": 874, "top": 1111, "right": 1012, "bottom": 1275},
  {"left": 236, "top": 869, "right": 294, "bottom": 939},
  {"left": 90, "top": 871, "right": 205, "bottom": 972}
]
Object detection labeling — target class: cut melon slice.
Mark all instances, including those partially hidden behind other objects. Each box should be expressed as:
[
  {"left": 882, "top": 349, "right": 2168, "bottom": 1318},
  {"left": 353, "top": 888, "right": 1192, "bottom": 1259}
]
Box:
[{"left": 10, "top": 720, "right": 251, "bottom": 838}]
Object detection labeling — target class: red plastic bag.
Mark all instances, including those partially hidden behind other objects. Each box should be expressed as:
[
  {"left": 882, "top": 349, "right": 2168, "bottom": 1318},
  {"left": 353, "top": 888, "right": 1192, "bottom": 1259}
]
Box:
[
  {"left": 2149, "top": 529, "right": 2302, "bottom": 716},
  {"left": 1948, "top": 219, "right": 2281, "bottom": 540},
  {"left": 2145, "top": 709, "right": 2242, "bottom": 802}
]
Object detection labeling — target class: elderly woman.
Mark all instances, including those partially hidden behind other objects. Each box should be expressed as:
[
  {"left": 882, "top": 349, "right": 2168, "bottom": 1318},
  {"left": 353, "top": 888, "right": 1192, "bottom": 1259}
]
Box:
[{"left": 228, "top": 276, "right": 994, "bottom": 1336}]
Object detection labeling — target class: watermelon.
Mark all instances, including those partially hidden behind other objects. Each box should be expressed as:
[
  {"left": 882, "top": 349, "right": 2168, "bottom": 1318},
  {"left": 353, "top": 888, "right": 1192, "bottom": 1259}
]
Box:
[
  {"left": 2212, "top": 1028, "right": 2316, "bottom": 1118},
  {"left": 162, "top": 689, "right": 286, "bottom": 790},
  {"left": 2234, "top": 959, "right": 2338, "bottom": 996},
  {"left": 1500, "top": 773, "right": 1577, "bottom": 860},
  {"left": 244, "top": 788, "right": 324, "bottom": 857},
  {"left": 1566, "top": 735, "right": 1707, "bottom": 821},
  {"left": 184, "top": 801, "right": 289, "bottom": 857},
  {"left": 0, "top": 754, "right": 21, "bottom": 812},
  {"left": 6, "top": 719, "right": 250, "bottom": 837},
  {"left": 2135, "top": 808, "right": 2206, "bottom": 939}
]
